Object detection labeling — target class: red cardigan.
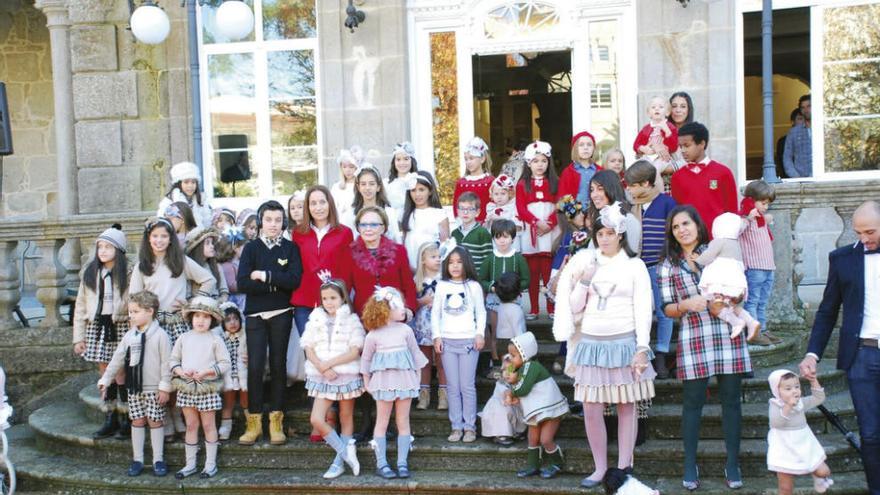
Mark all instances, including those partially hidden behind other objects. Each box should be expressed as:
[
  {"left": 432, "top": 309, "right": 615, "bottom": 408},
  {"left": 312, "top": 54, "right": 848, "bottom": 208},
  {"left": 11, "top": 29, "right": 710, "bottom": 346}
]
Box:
[
  {"left": 290, "top": 224, "right": 354, "bottom": 308},
  {"left": 515, "top": 178, "right": 558, "bottom": 228},
  {"left": 335, "top": 236, "right": 418, "bottom": 315},
  {"left": 670, "top": 161, "right": 738, "bottom": 234},
  {"left": 633, "top": 122, "right": 678, "bottom": 155},
  {"left": 453, "top": 174, "right": 494, "bottom": 222},
  {"left": 557, "top": 162, "right": 602, "bottom": 201}
]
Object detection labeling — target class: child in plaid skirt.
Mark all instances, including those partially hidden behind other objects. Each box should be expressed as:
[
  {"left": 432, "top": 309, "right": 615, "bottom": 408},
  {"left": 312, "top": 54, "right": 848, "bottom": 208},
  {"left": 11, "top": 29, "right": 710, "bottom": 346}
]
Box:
[
  {"left": 170, "top": 297, "right": 231, "bottom": 479},
  {"left": 99, "top": 290, "right": 173, "bottom": 477}
]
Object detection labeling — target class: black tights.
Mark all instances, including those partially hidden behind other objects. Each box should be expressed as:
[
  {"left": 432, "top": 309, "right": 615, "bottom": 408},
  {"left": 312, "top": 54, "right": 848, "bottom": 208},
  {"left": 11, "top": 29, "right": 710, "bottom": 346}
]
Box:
[
  {"left": 681, "top": 374, "right": 742, "bottom": 482},
  {"left": 246, "top": 313, "right": 292, "bottom": 413}
]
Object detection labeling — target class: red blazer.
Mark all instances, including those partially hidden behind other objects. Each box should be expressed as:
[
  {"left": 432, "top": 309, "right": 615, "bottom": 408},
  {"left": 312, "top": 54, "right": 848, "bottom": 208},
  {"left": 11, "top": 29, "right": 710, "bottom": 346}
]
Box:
[
  {"left": 290, "top": 224, "right": 354, "bottom": 308},
  {"left": 633, "top": 122, "right": 678, "bottom": 155},
  {"left": 515, "top": 179, "right": 558, "bottom": 228},
  {"left": 557, "top": 162, "right": 602, "bottom": 200},
  {"left": 336, "top": 236, "right": 418, "bottom": 315},
  {"left": 453, "top": 174, "right": 494, "bottom": 222}
]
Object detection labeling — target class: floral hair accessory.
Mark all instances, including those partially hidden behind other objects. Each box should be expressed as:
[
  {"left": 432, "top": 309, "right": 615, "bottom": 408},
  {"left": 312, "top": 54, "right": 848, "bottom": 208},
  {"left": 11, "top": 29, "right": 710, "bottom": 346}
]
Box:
[
  {"left": 337, "top": 145, "right": 365, "bottom": 166},
  {"left": 292, "top": 189, "right": 306, "bottom": 202},
  {"left": 222, "top": 225, "right": 245, "bottom": 243},
  {"left": 392, "top": 141, "right": 416, "bottom": 158},
  {"left": 523, "top": 140, "right": 552, "bottom": 161},
  {"left": 569, "top": 230, "right": 591, "bottom": 255},
  {"left": 599, "top": 202, "right": 628, "bottom": 234},
  {"left": 438, "top": 238, "right": 457, "bottom": 262},
  {"left": 163, "top": 203, "right": 182, "bottom": 219},
  {"left": 403, "top": 172, "right": 432, "bottom": 190},
  {"left": 556, "top": 194, "right": 583, "bottom": 219},
  {"left": 492, "top": 174, "right": 515, "bottom": 190},
  {"left": 373, "top": 285, "right": 404, "bottom": 309},
  {"left": 464, "top": 136, "right": 489, "bottom": 157}
]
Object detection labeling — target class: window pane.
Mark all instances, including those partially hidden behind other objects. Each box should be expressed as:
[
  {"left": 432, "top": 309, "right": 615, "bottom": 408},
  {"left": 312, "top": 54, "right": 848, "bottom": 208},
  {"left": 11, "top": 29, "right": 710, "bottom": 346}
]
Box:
[
  {"left": 589, "top": 20, "right": 619, "bottom": 155},
  {"left": 262, "top": 0, "right": 317, "bottom": 40},
  {"left": 268, "top": 50, "right": 315, "bottom": 99},
  {"left": 207, "top": 53, "right": 258, "bottom": 198},
  {"left": 272, "top": 147, "right": 318, "bottom": 195},
  {"left": 431, "top": 31, "right": 459, "bottom": 205},
  {"left": 270, "top": 100, "right": 317, "bottom": 147},
  {"left": 824, "top": 117, "right": 880, "bottom": 173},
  {"left": 201, "top": 0, "right": 256, "bottom": 44},
  {"left": 823, "top": 3, "right": 880, "bottom": 62}
]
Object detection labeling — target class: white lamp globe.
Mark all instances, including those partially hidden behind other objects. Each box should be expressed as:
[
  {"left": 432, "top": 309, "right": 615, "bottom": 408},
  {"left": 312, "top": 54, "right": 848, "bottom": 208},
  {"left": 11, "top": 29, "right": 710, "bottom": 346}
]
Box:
[
  {"left": 215, "top": 1, "right": 255, "bottom": 41},
  {"left": 130, "top": 4, "right": 171, "bottom": 45}
]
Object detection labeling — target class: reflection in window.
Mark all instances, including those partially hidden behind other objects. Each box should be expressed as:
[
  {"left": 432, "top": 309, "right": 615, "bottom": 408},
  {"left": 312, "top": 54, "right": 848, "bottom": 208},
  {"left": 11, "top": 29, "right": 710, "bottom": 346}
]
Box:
[
  {"left": 431, "top": 32, "right": 459, "bottom": 204},
  {"left": 823, "top": 3, "right": 880, "bottom": 172},
  {"left": 484, "top": 1, "right": 559, "bottom": 40},
  {"left": 269, "top": 50, "right": 318, "bottom": 195},
  {"left": 263, "top": 0, "right": 317, "bottom": 40},
  {"left": 201, "top": 0, "right": 256, "bottom": 44}
]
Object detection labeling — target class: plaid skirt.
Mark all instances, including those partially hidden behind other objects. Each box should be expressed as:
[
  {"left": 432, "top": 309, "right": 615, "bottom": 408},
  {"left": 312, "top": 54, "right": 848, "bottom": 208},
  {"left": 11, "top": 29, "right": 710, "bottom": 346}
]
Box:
[
  {"left": 157, "top": 311, "right": 189, "bottom": 347},
  {"left": 176, "top": 391, "right": 222, "bottom": 411},
  {"left": 83, "top": 317, "right": 129, "bottom": 363},
  {"left": 128, "top": 391, "right": 166, "bottom": 422}
]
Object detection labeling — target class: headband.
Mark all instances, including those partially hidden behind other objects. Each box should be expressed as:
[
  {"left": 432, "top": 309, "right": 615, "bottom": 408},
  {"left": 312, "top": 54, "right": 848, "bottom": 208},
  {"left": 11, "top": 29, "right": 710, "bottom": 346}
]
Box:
[
  {"left": 438, "top": 238, "right": 457, "bottom": 262},
  {"left": 146, "top": 217, "right": 175, "bottom": 233},
  {"left": 598, "top": 202, "right": 628, "bottom": 234},
  {"left": 464, "top": 136, "right": 489, "bottom": 157},
  {"left": 373, "top": 285, "right": 404, "bottom": 310},
  {"left": 492, "top": 174, "right": 515, "bottom": 190},
  {"left": 403, "top": 172, "right": 433, "bottom": 191},
  {"left": 392, "top": 141, "right": 415, "bottom": 158},
  {"left": 163, "top": 203, "right": 182, "bottom": 219},
  {"left": 355, "top": 162, "right": 380, "bottom": 177},
  {"left": 523, "top": 140, "right": 552, "bottom": 161},
  {"left": 317, "top": 269, "right": 347, "bottom": 292}
]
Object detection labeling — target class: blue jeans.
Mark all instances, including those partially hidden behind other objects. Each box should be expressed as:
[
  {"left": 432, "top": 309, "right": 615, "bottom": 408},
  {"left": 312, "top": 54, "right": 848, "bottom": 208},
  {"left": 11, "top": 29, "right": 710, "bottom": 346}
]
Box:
[
  {"left": 647, "top": 264, "right": 674, "bottom": 353},
  {"left": 293, "top": 306, "right": 312, "bottom": 337},
  {"left": 743, "top": 269, "right": 774, "bottom": 329},
  {"left": 847, "top": 345, "right": 880, "bottom": 494}
]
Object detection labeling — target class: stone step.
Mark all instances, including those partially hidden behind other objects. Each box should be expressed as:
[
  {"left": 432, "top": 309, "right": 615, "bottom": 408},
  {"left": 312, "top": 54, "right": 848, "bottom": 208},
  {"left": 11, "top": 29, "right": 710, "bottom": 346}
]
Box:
[
  {"left": 76, "top": 385, "right": 858, "bottom": 441},
  {"left": 28, "top": 402, "right": 864, "bottom": 476},
  {"left": 10, "top": 423, "right": 870, "bottom": 495}
]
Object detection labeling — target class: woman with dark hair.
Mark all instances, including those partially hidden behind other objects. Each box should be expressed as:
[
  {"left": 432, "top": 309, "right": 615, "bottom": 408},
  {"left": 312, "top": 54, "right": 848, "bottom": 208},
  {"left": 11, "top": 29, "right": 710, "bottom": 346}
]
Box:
[
  {"left": 290, "top": 185, "right": 354, "bottom": 336},
  {"left": 664, "top": 92, "right": 695, "bottom": 192},
  {"left": 658, "top": 205, "right": 750, "bottom": 491}
]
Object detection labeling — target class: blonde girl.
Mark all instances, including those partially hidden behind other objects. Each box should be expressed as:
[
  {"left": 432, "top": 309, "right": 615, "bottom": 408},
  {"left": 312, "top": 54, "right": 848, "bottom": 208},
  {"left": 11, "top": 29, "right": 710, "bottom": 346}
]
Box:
[
  {"left": 453, "top": 137, "right": 494, "bottom": 223},
  {"left": 411, "top": 242, "right": 447, "bottom": 410},
  {"left": 603, "top": 148, "right": 626, "bottom": 184}
]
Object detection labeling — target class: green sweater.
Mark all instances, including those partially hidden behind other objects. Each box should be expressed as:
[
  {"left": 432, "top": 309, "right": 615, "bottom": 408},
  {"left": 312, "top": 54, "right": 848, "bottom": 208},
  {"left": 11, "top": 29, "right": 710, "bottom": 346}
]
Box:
[
  {"left": 511, "top": 361, "right": 551, "bottom": 397},
  {"left": 478, "top": 250, "right": 530, "bottom": 294},
  {"left": 452, "top": 224, "right": 493, "bottom": 272}
]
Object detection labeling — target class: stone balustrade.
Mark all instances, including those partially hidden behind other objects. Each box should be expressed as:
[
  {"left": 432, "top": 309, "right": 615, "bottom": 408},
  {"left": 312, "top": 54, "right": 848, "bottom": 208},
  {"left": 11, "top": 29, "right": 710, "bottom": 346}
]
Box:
[{"left": 0, "top": 211, "right": 151, "bottom": 331}]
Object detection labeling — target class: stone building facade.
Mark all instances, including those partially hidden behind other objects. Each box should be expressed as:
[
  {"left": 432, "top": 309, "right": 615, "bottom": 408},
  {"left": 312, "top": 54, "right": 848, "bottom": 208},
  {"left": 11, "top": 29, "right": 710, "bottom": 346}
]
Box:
[{"left": 1, "top": 0, "right": 879, "bottom": 327}]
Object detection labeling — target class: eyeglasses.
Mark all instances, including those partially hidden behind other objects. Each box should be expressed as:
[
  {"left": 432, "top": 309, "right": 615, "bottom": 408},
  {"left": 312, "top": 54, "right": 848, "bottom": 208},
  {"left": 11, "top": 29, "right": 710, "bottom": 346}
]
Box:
[
  {"left": 358, "top": 222, "right": 385, "bottom": 230},
  {"left": 458, "top": 207, "right": 478, "bottom": 213}
]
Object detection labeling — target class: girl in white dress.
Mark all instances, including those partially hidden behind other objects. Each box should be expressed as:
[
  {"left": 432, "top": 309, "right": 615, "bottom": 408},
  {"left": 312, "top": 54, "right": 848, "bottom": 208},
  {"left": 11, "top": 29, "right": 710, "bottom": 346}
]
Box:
[
  {"left": 384, "top": 142, "right": 419, "bottom": 212},
  {"left": 331, "top": 146, "right": 363, "bottom": 220},
  {"left": 401, "top": 171, "right": 450, "bottom": 271},
  {"left": 766, "top": 370, "right": 833, "bottom": 494}
]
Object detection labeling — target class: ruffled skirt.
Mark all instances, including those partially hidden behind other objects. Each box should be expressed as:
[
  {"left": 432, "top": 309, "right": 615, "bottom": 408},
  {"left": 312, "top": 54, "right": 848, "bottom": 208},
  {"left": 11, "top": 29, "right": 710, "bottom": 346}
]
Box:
[
  {"left": 767, "top": 427, "right": 827, "bottom": 474},
  {"left": 306, "top": 374, "right": 364, "bottom": 401},
  {"left": 571, "top": 334, "right": 656, "bottom": 404},
  {"left": 367, "top": 349, "right": 421, "bottom": 401}
]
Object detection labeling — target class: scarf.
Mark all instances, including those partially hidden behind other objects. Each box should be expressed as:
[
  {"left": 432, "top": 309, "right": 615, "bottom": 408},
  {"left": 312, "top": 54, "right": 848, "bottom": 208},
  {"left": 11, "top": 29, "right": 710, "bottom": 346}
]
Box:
[
  {"left": 124, "top": 326, "right": 150, "bottom": 394},
  {"left": 628, "top": 187, "right": 661, "bottom": 254},
  {"left": 350, "top": 236, "right": 398, "bottom": 276},
  {"left": 95, "top": 271, "right": 118, "bottom": 342},
  {"left": 739, "top": 197, "right": 773, "bottom": 240},
  {"left": 225, "top": 332, "right": 241, "bottom": 380}
]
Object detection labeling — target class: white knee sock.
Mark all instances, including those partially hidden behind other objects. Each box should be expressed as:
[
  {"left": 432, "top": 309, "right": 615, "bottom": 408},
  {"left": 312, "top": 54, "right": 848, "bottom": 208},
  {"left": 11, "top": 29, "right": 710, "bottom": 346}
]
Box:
[
  {"left": 204, "top": 441, "right": 219, "bottom": 472},
  {"left": 150, "top": 426, "right": 165, "bottom": 464},
  {"left": 131, "top": 426, "right": 146, "bottom": 463}
]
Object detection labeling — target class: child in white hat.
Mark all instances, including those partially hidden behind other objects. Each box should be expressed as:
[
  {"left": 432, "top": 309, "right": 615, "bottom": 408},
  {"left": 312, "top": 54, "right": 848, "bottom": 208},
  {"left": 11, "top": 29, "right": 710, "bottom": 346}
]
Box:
[{"left": 156, "top": 161, "right": 213, "bottom": 228}]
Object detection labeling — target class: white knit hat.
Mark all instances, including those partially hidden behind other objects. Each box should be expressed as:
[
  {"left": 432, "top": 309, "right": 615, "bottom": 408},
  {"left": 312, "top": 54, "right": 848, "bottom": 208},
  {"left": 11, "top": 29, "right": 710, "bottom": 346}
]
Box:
[
  {"left": 170, "top": 161, "right": 200, "bottom": 184},
  {"left": 97, "top": 224, "right": 127, "bottom": 253},
  {"left": 511, "top": 331, "right": 538, "bottom": 361}
]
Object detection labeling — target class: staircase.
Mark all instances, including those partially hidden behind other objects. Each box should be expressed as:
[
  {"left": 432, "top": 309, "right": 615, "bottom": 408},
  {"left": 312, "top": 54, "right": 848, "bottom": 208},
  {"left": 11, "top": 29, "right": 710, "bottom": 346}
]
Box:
[{"left": 9, "top": 319, "right": 870, "bottom": 494}]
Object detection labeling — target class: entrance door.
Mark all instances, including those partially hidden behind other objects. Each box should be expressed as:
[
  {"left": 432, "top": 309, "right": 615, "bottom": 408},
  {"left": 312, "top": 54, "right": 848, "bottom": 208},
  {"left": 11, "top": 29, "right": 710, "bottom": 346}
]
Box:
[{"left": 472, "top": 51, "right": 572, "bottom": 176}]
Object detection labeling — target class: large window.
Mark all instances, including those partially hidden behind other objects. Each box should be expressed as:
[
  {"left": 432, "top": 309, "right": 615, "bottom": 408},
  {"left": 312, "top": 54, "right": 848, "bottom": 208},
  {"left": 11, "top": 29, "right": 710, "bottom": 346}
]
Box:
[{"left": 200, "top": 0, "right": 318, "bottom": 203}]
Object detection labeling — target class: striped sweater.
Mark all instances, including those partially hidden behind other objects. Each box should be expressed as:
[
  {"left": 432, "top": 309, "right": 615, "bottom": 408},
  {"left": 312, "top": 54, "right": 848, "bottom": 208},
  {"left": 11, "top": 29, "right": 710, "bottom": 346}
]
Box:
[
  {"left": 452, "top": 223, "right": 493, "bottom": 272},
  {"left": 636, "top": 193, "right": 677, "bottom": 266}
]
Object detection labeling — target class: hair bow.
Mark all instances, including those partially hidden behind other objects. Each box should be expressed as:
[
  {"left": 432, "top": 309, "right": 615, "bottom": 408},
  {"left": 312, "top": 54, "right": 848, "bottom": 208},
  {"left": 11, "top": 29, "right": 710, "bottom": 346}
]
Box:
[
  {"left": 392, "top": 142, "right": 416, "bottom": 158},
  {"left": 464, "top": 136, "right": 489, "bottom": 157},
  {"left": 492, "top": 174, "right": 515, "bottom": 190},
  {"left": 438, "top": 238, "right": 457, "bottom": 262},
  {"left": 599, "top": 202, "right": 628, "bottom": 234},
  {"left": 292, "top": 189, "right": 306, "bottom": 202},
  {"left": 373, "top": 286, "right": 404, "bottom": 309},
  {"left": 163, "top": 204, "right": 182, "bottom": 219},
  {"left": 403, "top": 172, "right": 420, "bottom": 190},
  {"left": 523, "top": 140, "right": 552, "bottom": 161},
  {"left": 222, "top": 225, "right": 245, "bottom": 243}
]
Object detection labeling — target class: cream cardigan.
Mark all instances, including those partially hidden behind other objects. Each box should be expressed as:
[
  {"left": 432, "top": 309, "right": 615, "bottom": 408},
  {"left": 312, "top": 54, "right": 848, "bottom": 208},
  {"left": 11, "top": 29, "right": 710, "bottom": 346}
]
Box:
[{"left": 301, "top": 305, "right": 365, "bottom": 377}]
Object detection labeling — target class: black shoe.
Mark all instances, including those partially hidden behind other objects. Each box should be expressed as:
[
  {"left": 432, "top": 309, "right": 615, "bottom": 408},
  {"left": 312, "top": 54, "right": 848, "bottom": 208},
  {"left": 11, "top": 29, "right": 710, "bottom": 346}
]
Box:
[
  {"left": 127, "top": 461, "right": 144, "bottom": 477},
  {"left": 93, "top": 411, "right": 119, "bottom": 439},
  {"left": 654, "top": 352, "right": 670, "bottom": 380},
  {"left": 635, "top": 418, "right": 648, "bottom": 447},
  {"left": 153, "top": 461, "right": 168, "bottom": 477},
  {"left": 115, "top": 413, "right": 131, "bottom": 439}
]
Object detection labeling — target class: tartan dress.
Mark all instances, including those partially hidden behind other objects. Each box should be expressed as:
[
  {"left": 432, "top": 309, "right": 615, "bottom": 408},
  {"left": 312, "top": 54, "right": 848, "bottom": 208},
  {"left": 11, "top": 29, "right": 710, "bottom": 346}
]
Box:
[{"left": 658, "top": 246, "right": 752, "bottom": 380}]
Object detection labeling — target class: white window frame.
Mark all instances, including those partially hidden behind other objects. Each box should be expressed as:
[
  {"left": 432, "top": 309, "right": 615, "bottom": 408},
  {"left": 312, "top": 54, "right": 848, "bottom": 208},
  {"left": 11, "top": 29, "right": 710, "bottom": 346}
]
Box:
[
  {"left": 406, "top": 0, "right": 638, "bottom": 178},
  {"left": 736, "top": 0, "right": 880, "bottom": 183},
  {"left": 197, "top": 0, "right": 321, "bottom": 211}
]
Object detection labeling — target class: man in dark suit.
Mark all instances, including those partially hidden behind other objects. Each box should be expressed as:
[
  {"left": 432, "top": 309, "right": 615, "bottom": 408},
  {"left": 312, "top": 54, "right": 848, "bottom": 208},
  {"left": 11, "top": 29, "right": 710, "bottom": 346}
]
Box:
[{"left": 800, "top": 201, "right": 880, "bottom": 493}]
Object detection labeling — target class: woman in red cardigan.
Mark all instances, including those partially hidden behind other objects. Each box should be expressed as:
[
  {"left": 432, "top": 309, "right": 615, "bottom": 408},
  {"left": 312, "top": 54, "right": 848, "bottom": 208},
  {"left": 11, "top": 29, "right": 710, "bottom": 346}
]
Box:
[
  {"left": 336, "top": 206, "right": 418, "bottom": 316},
  {"left": 290, "top": 185, "right": 354, "bottom": 335}
]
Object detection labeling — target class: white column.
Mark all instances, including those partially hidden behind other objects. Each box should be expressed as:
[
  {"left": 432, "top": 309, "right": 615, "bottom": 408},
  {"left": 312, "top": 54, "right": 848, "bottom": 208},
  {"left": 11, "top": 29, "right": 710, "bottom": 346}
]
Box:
[{"left": 35, "top": 0, "right": 78, "bottom": 217}]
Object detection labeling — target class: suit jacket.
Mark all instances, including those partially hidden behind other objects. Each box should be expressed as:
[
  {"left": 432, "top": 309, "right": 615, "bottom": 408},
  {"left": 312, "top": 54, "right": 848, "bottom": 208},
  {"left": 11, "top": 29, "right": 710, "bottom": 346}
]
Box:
[{"left": 807, "top": 242, "right": 869, "bottom": 370}]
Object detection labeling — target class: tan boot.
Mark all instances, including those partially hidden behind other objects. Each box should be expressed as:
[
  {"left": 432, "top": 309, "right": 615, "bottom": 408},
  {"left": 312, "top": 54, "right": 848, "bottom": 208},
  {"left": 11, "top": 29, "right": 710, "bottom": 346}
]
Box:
[
  {"left": 437, "top": 387, "right": 448, "bottom": 410},
  {"left": 268, "top": 410, "right": 286, "bottom": 445},
  {"left": 238, "top": 412, "right": 262, "bottom": 446},
  {"left": 416, "top": 388, "right": 430, "bottom": 410}
]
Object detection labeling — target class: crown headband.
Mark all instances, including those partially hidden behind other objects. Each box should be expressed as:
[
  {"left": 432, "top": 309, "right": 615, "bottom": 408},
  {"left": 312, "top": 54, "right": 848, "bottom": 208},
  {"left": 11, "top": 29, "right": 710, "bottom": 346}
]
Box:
[
  {"left": 556, "top": 194, "right": 584, "bottom": 219},
  {"left": 317, "top": 269, "right": 347, "bottom": 292},
  {"left": 146, "top": 217, "right": 175, "bottom": 233},
  {"left": 373, "top": 285, "right": 404, "bottom": 310},
  {"left": 599, "top": 202, "right": 628, "bottom": 234},
  {"left": 355, "top": 162, "right": 380, "bottom": 177}
]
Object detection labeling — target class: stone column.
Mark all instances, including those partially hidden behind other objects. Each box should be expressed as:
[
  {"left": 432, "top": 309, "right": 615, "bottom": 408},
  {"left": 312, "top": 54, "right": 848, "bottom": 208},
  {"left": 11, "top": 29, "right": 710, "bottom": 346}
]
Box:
[
  {"left": 35, "top": 0, "right": 78, "bottom": 217},
  {"left": 35, "top": 239, "right": 67, "bottom": 328},
  {"left": 0, "top": 241, "right": 22, "bottom": 331}
]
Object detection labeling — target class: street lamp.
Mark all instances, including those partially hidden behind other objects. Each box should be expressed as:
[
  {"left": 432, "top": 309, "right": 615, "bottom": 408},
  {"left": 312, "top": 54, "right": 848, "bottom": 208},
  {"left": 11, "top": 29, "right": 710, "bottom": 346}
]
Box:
[
  {"left": 129, "top": 1, "right": 170, "bottom": 44},
  {"left": 128, "top": 0, "right": 254, "bottom": 45}
]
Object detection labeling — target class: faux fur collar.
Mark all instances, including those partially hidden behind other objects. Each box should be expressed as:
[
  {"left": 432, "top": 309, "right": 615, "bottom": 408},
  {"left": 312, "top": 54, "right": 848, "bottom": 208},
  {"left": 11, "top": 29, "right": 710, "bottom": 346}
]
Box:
[{"left": 350, "top": 236, "right": 399, "bottom": 276}]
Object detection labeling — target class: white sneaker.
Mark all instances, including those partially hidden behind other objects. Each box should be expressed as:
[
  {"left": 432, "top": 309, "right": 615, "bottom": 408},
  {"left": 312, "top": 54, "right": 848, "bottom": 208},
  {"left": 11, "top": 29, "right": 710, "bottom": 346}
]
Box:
[
  {"left": 813, "top": 476, "right": 833, "bottom": 493},
  {"left": 322, "top": 462, "right": 345, "bottom": 479},
  {"left": 447, "top": 429, "right": 463, "bottom": 442},
  {"left": 344, "top": 439, "right": 360, "bottom": 476},
  {"left": 218, "top": 419, "right": 233, "bottom": 441}
]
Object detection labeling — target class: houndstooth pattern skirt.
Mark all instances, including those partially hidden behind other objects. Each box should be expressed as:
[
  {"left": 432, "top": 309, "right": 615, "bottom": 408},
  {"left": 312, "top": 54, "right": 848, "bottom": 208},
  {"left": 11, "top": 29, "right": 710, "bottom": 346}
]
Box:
[
  {"left": 176, "top": 391, "right": 222, "bottom": 411},
  {"left": 128, "top": 391, "right": 166, "bottom": 422},
  {"left": 157, "top": 312, "right": 189, "bottom": 347},
  {"left": 83, "top": 318, "right": 129, "bottom": 363}
]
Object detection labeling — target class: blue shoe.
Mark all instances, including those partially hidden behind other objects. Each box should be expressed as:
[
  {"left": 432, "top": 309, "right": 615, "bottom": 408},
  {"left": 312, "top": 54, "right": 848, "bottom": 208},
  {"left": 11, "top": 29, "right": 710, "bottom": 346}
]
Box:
[
  {"left": 152, "top": 460, "right": 168, "bottom": 477},
  {"left": 580, "top": 477, "right": 601, "bottom": 489},
  {"left": 376, "top": 465, "right": 397, "bottom": 479},
  {"left": 397, "top": 464, "right": 410, "bottom": 479},
  {"left": 127, "top": 461, "right": 144, "bottom": 477}
]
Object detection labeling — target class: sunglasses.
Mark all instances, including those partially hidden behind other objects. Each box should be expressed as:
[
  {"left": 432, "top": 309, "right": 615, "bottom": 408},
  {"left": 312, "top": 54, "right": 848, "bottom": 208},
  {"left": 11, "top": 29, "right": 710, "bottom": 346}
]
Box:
[{"left": 358, "top": 222, "right": 385, "bottom": 230}]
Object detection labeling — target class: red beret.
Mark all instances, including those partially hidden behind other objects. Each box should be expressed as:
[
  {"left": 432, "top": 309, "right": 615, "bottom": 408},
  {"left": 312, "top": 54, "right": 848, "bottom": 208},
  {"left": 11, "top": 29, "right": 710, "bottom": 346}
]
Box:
[{"left": 570, "top": 131, "right": 596, "bottom": 148}]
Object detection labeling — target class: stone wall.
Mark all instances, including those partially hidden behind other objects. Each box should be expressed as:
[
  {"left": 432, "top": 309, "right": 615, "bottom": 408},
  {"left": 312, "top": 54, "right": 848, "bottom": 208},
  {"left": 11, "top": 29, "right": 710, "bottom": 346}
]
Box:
[
  {"left": 318, "top": 0, "right": 409, "bottom": 181},
  {"left": 0, "top": 0, "right": 56, "bottom": 218},
  {"left": 636, "top": 1, "right": 738, "bottom": 168}
]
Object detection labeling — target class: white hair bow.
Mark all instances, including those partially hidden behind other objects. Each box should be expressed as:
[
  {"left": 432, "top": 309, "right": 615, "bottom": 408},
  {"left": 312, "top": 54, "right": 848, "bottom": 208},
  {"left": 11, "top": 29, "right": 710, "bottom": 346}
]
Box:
[
  {"left": 464, "top": 136, "right": 489, "bottom": 157},
  {"left": 292, "top": 189, "right": 306, "bottom": 202},
  {"left": 599, "top": 202, "right": 628, "bottom": 234},
  {"left": 373, "top": 286, "right": 404, "bottom": 309},
  {"left": 355, "top": 162, "right": 379, "bottom": 177},
  {"left": 438, "top": 238, "right": 458, "bottom": 262},
  {"left": 492, "top": 174, "right": 515, "bottom": 190},
  {"left": 403, "top": 172, "right": 420, "bottom": 190}
]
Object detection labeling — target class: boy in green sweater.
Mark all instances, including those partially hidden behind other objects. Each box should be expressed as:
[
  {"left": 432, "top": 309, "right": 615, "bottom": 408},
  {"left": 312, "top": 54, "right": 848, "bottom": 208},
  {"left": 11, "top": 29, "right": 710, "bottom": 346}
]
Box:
[{"left": 452, "top": 192, "right": 493, "bottom": 272}]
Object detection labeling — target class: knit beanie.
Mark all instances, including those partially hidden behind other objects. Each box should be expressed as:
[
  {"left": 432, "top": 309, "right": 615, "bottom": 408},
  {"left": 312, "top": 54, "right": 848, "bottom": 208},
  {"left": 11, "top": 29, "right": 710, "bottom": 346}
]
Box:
[
  {"left": 97, "top": 224, "right": 127, "bottom": 253},
  {"left": 170, "top": 161, "right": 200, "bottom": 185}
]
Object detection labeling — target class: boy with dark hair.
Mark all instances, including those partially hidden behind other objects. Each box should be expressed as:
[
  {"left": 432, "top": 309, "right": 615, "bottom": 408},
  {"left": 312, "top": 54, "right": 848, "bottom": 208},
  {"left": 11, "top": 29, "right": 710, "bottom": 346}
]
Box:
[
  {"left": 452, "top": 191, "right": 493, "bottom": 272},
  {"left": 236, "top": 200, "right": 303, "bottom": 446},
  {"left": 625, "top": 159, "right": 678, "bottom": 378},
  {"left": 670, "top": 122, "right": 738, "bottom": 235}
]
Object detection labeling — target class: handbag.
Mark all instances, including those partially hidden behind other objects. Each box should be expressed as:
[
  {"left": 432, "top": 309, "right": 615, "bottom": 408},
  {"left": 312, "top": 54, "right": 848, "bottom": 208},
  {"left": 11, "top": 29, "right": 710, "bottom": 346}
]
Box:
[{"left": 171, "top": 375, "right": 223, "bottom": 395}]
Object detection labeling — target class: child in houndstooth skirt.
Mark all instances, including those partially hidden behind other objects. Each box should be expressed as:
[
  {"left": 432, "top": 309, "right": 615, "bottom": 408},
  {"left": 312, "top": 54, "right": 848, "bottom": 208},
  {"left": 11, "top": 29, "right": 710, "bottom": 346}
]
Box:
[
  {"left": 216, "top": 302, "right": 248, "bottom": 441},
  {"left": 170, "top": 297, "right": 231, "bottom": 479}
]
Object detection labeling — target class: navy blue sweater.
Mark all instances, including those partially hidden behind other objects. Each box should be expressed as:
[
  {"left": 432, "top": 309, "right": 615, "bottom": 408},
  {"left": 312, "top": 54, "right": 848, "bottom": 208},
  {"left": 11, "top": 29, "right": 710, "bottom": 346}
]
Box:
[{"left": 237, "top": 238, "right": 302, "bottom": 315}]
